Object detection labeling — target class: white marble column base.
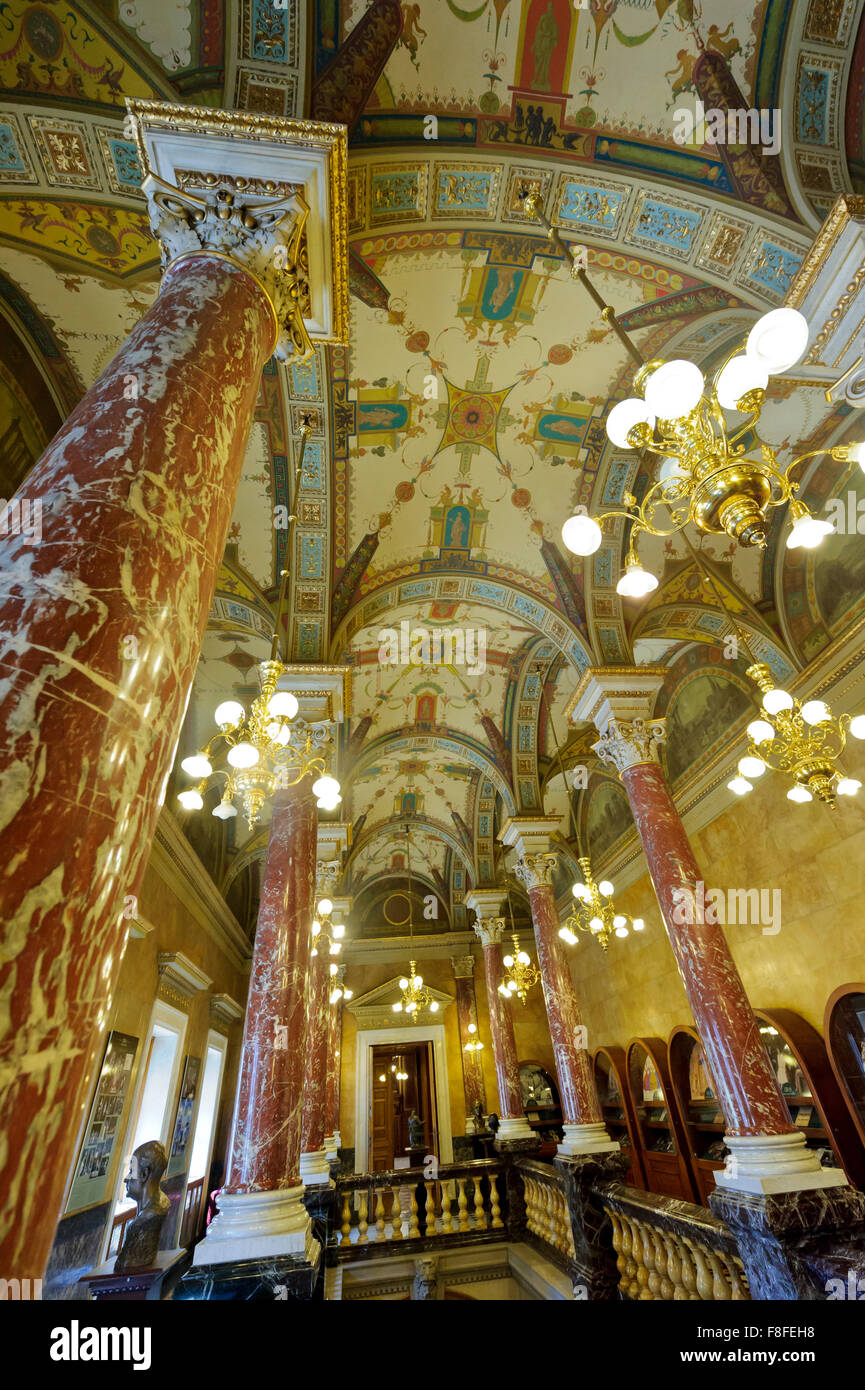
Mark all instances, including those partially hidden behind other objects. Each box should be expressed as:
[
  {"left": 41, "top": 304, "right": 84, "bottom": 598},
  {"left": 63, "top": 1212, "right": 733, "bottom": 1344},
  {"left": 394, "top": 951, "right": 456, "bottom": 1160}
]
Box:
[
  {"left": 714, "top": 1131, "right": 849, "bottom": 1196},
  {"left": 496, "top": 1115, "right": 535, "bottom": 1141},
  {"left": 557, "top": 1121, "right": 620, "bottom": 1157},
  {"left": 323, "top": 1133, "right": 339, "bottom": 1158},
  {"left": 192, "top": 1185, "right": 311, "bottom": 1264},
  {"left": 300, "top": 1148, "right": 332, "bottom": 1185}
]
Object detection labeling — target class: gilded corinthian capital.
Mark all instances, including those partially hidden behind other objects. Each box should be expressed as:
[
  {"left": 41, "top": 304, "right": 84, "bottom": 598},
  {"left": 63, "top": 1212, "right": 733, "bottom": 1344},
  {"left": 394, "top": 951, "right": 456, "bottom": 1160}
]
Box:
[
  {"left": 143, "top": 174, "right": 313, "bottom": 362},
  {"left": 472, "top": 915, "right": 507, "bottom": 949},
  {"left": 513, "top": 853, "right": 557, "bottom": 891},
  {"left": 591, "top": 717, "right": 666, "bottom": 776}
]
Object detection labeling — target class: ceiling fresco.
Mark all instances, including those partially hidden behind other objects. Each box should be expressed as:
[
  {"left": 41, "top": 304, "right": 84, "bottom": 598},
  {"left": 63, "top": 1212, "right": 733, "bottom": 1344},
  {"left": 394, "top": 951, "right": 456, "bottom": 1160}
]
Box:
[{"left": 3, "top": 0, "right": 865, "bottom": 938}]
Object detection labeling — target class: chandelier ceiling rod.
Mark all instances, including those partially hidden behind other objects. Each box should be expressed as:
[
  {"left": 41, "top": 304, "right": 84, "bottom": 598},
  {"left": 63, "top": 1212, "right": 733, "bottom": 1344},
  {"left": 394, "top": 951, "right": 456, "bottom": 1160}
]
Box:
[
  {"left": 270, "top": 419, "right": 310, "bottom": 663},
  {"left": 520, "top": 189, "right": 645, "bottom": 368}
]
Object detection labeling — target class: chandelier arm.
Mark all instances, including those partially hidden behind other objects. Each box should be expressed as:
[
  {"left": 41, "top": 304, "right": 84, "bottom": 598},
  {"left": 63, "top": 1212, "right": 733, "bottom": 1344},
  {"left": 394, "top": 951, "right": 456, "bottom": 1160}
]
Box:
[
  {"left": 724, "top": 404, "right": 765, "bottom": 447},
  {"left": 785, "top": 445, "right": 853, "bottom": 479}
]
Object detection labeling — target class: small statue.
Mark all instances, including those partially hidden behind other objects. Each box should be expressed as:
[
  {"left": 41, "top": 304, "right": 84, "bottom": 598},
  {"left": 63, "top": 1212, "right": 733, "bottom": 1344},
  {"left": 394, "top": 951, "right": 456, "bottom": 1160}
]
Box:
[
  {"left": 407, "top": 1110, "right": 425, "bottom": 1149},
  {"left": 471, "top": 1100, "right": 485, "bottom": 1134},
  {"left": 114, "top": 1140, "right": 171, "bottom": 1273},
  {"left": 488, "top": 1112, "right": 500, "bottom": 1136}
]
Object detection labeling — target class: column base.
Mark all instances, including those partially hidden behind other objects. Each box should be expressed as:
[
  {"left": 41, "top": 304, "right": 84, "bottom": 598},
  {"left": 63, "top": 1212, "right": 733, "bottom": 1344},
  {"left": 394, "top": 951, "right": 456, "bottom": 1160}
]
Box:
[
  {"left": 323, "top": 1133, "right": 339, "bottom": 1158},
  {"left": 191, "top": 1185, "right": 311, "bottom": 1265},
  {"left": 178, "top": 1243, "right": 321, "bottom": 1302},
  {"left": 713, "top": 1131, "right": 849, "bottom": 1196},
  {"left": 300, "top": 1149, "right": 332, "bottom": 1186},
  {"left": 557, "top": 1122, "right": 620, "bottom": 1158},
  {"left": 495, "top": 1116, "right": 535, "bottom": 1142},
  {"left": 554, "top": 1151, "right": 630, "bottom": 1300},
  {"left": 710, "top": 1183, "right": 865, "bottom": 1300}
]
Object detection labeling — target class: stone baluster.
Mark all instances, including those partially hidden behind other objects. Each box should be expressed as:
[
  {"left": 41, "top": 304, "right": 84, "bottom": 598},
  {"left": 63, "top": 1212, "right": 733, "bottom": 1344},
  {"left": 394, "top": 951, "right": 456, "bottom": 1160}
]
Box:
[
  {"left": 340, "top": 1194, "right": 352, "bottom": 1246},
  {"left": 425, "top": 1182, "right": 437, "bottom": 1237},
  {"left": 440, "top": 1183, "right": 454, "bottom": 1235},
  {"left": 473, "top": 1177, "right": 487, "bottom": 1230},
  {"left": 489, "top": 1174, "right": 504, "bottom": 1229},
  {"left": 374, "top": 1189, "right": 386, "bottom": 1242},
  {"left": 456, "top": 1179, "right": 470, "bottom": 1232},
  {"left": 391, "top": 1187, "right": 403, "bottom": 1240},
  {"left": 409, "top": 1187, "right": 421, "bottom": 1240}
]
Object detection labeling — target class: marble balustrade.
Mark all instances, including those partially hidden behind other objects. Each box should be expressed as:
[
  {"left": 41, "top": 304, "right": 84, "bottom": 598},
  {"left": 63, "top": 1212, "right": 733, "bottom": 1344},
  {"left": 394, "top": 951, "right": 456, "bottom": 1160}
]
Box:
[
  {"left": 599, "top": 1183, "right": 750, "bottom": 1301},
  {"left": 331, "top": 1159, "right": 506, "bottom": 1258}
]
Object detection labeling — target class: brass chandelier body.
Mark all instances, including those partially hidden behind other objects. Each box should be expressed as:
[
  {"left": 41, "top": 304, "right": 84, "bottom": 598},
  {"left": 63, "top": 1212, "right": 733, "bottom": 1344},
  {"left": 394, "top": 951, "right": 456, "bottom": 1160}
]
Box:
[
  {"left": 498, "top": 932, "right": 540, "bottom": 1005},
  {"left": 559, "top": 856, "right": 645, "bottom": 952},
  {"left": 730, "top": 664, "right": 865, "bottom": 807}
]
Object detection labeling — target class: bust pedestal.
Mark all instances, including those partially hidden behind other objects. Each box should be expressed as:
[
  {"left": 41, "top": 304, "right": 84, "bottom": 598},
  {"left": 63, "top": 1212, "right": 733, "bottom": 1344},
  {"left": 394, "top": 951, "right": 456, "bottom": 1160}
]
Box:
[{"left": 81, "top": 1248, "right": 187, "bottom": 1301}]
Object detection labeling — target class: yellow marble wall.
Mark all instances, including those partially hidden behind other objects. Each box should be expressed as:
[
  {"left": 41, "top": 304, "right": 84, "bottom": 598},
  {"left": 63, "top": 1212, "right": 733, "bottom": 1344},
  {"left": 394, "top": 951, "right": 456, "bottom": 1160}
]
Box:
[{"left": 570, "top": 738, "right": 865, "bottom": 1055}]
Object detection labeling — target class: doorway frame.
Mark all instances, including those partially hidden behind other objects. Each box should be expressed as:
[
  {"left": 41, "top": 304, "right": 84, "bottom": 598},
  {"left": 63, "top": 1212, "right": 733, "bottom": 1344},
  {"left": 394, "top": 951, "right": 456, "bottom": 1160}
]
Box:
[{"left": 354, "top": 1024, "right": 453, "bottom": 1174}]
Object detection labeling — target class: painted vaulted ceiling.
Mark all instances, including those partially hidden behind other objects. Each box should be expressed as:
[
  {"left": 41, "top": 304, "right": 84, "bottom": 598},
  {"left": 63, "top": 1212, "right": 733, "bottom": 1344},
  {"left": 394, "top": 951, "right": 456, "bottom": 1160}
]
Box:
[{"left": 3, "top": 0, "right": 865, "bottom": 939}]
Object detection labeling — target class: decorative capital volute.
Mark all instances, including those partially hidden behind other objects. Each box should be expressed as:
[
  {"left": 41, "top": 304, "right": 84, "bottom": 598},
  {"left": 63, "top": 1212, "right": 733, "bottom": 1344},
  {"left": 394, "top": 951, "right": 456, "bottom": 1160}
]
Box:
[
  {"left": 473, "top": 915, "right": 507, "bottom": 949},
  {"left": 592, "top": 717, "right": 666, "bottom": 775},
  {"left": 450, "top": 954, "right": 476, "bottom": 979},
  {"left": 513, "top": 853, "right": 557, "bottom": 892},
  {"left": 143, "top": 173, "right": 312, "bottom": 362},
  {"left": 315, "top": 860, "right": 340, "bottom": 897}
]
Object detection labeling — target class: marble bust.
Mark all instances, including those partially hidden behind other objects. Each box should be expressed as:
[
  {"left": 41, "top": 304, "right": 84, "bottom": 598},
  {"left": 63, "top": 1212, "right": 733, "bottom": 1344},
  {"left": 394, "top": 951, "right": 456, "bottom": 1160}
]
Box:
[{"left": 114, "top": 1140, "right": 171, "bottom": 1273}]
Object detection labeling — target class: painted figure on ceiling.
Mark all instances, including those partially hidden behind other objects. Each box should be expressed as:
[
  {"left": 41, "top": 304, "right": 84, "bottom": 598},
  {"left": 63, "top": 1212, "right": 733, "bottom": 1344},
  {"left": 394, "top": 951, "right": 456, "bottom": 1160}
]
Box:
[
  {"left": 444, "top": 506, "right": 471, "bottom": 548},
  {"left": 530, "top": 2, "right": 558, "bottom": 91}
]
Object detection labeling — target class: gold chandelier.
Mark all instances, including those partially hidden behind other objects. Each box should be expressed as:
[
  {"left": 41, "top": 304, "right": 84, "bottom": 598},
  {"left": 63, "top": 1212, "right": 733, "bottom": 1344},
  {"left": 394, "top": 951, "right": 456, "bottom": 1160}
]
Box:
[
  {"left": 559, "top": 856, "right": 645, "bottom": 952},
  {"left": 464, "top": 1022, "right": 484, "bottom": 1054},
  {"left": 520, "top": 191, "right": 865, "bottom": 593},
  {"left": 176, "top": 427, "right": 342, "bottom": 828},
  {"left": 728, "top": 664, "right": 865, "bottom": 807},
  {"left": 391, "top": 826, "right": 439, "bottom": 1017},
  {"left": 392, "top": 961, "right": 438, "bottom": 1017},
  {"left": 498, "top": 933, "right": 540, "bottom": 1005}
]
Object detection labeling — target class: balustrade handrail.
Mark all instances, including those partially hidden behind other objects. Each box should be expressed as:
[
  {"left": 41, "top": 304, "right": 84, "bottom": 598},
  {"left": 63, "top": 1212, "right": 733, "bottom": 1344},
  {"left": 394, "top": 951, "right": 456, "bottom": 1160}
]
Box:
[
  {"left": 335, "top": 1157, "right": 503, "bottom": 1191},
  {"left": 514, "top": 1156, "right": 565, "bottom": 1185},
  {"left": 597, "top": 1180, "right": 740, "bottom": 1257},
  {"left": 331, "top": 1159, "right": 507, "bottom": 1258},
  {"left": 595, "top": 1180, "right": 750, "bottom": 1301}
]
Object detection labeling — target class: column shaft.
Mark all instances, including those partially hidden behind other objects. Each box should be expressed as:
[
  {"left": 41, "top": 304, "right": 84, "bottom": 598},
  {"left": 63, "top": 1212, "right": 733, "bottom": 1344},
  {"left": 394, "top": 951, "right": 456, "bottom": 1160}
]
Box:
[
  {"left": 526, "top": 882, "right": 603, "bottom": 1127},
  {"left": 324, "top": 999, "right": 343, "bottom": 1144},
  {"left": 225, "top": 781, "right": 317, "bottom": 1193},
  {"left": 622, "top": 761, "right": 793, "bottom": 1137},
  {"left": 454, "top": 973, "right": 487, "bottom": 1122},
  {"left": 480, "top": 944, "right": 523, "bottom": 1120},
  {"left": 300, "top": 946, "right": 330, "bottom": 1182},
  {"left": 0, "top": 254, "right": 274, "bottom": 1278}
]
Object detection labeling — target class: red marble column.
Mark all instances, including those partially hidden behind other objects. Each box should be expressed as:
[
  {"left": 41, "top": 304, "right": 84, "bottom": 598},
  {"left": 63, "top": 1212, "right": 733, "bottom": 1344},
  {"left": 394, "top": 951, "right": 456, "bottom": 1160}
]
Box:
[
  {"left": 0, "top": 253, "right": 277, "bottom": 1279},
  {"left": 223, "top": 782, "right": 316, "bottom": 1195},
  {"left": 300, "top": 943, "right": 331, "bottom": 1184},
  {"left": 324, "top": 994, "right": 343, "bottom": 1150},
  {"left": 622, "top": 760, "right": 794, "bottom": 1138},
  {"left": 523, "top": 871, "right": 606, "bottom": 1131},
  {"left": 572, "top": 668, "right": 837, "bottom": 1193},
  {"left": 451, "top": 955, "right": 487, "bottom": 1127},
  {"left": 477, "top": 939, "right": 523, "bottom": 1121}
]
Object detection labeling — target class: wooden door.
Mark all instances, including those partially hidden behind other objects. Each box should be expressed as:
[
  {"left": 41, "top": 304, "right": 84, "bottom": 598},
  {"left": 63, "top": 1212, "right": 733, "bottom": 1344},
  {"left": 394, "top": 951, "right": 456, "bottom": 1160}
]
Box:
[{"left": 370, "top": 1060, "right": 395, "bottom": 1171}]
